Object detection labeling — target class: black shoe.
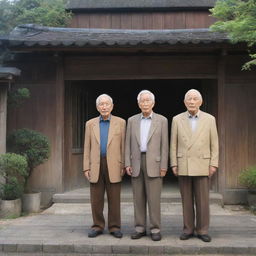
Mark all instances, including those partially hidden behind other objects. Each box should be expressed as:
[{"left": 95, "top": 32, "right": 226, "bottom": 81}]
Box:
[
  {"left": 88, "top": 229, "right": 103, "bottom": 238},
  {"left": 110, "top": 230, "right": 123, "bottom": 238},
  {"left": 131, "top": 231, "right": 147, "bottom": 239},
  {"left": 197, "top": 234, "right": 211, "bottom": 242},
  {"left": 151, "top": 232, "right": 162, "bottom": 241},
  {"left": 180, "top": 233, "right": 194, "bottom": 240}
]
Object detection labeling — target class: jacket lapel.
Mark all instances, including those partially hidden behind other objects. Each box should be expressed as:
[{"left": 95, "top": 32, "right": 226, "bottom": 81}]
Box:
[
  {"left": 188, "top": 111, "right": 206, "bottom": 149},
  {"left": 181, "top": 112, "right": 192, "bottom": 139},
  {"left": 147, "top": 113, "right": 157, "bottom": 143},
  {"left": 92, "top": 118, "right": 100, "bottom": 145},
  {"left": 107, "top": 116, "right": 116, "bottom": 147},
  {"left": 135, "top": 114, "right": 141, "bottom": 146}
]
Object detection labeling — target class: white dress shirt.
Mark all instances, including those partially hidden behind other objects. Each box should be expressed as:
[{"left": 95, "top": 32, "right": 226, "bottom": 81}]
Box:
[
  {"left": 188, "top": 110, "right": 200, "bottom": 132},
  {"left": 140, "top": 112, "right": 152, "bottom": 152}
]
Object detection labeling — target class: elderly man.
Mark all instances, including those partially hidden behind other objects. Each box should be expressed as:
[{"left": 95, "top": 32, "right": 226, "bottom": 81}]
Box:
[
  {"left": 125, "top": 90, "right": 168, "bottom": 241},
  {"left": 83, "top": 94, "right": 126, "bottom": 238},
  {"left": 170, "top": 89, "right": 219, "bottom": 242}
]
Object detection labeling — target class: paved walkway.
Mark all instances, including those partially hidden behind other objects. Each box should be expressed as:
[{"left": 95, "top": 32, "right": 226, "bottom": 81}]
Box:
[{"left": 0, "top": 201, "right": 255, "bottom": 255}]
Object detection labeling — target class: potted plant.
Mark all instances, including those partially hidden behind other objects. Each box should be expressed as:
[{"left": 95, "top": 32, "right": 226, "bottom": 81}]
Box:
[
  {"left": 0, "top": 153, "right": 28, "bottom": 218},
  {"left": 7, "top": 128, "right": 50, "bottom": 213},
  {"left": 238, "top": 166, "right": 256, "bottom": 209}
]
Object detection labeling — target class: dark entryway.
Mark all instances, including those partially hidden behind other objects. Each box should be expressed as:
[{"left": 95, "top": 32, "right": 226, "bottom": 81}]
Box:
[{"left": 64, "top": 79, "right": 217, "bottom": 190}]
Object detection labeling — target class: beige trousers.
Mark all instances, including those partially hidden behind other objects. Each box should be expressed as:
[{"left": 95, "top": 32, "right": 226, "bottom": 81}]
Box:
[{"left": 131, "top": 153, "right": 162, "bottom": 234}]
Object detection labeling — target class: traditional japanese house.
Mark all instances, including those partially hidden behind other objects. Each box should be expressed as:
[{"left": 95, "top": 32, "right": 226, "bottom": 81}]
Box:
[{"left": 1, "top": 0, "right": 255, "bottom": 205}]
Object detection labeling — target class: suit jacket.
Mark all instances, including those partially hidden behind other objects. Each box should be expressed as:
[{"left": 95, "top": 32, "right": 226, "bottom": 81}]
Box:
[
  {"left": 83, "top": 115, "right": 126, "bottom": 183},
  {"left": 125, "top": 112, "right": 168, "bottom": 177},
  {"left": 170, "top": 111, "right": 219, "bottom": 176}
]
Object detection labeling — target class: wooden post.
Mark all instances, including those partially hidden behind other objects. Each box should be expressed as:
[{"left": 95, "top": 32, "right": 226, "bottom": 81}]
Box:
[
  {"left": 55, "top": 54, "right": 65, "bottom": 192},
  {"left": 0, "top": 85, "right": 7, "bottom": 154},
  {"left": 217, "top": 49, "right": 227, "bottom": 194}
]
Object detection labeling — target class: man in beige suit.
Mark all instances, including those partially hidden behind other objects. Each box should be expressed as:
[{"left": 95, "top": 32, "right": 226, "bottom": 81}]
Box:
[
  {"left": 83, "top": 94, "right": 126, "bottom": 238},
  {"left": 125, "top": 90, "right": 168, "bottom": 241},
  {"left": 170, "top": 89, "right": 219, "bottom": 242}
]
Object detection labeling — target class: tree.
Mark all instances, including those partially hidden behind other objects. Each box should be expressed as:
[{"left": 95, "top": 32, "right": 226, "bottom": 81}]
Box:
[
  {"left": 210, "top": 0, "right": 256, "bottom": 70},
  {"left": 0, "top": 0, "right": 72, "bottom": 35}
]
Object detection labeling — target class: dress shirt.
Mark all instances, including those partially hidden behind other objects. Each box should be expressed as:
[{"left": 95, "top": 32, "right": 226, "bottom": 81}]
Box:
[
  {"left": 188, "top": 110, "right": 200, "bottom": 132},
  {"left": 140, "top": 112, "right": 152, "bottom": 152},
  {"left": 99, "top": 115, "right": 110, "bottom": 156}
]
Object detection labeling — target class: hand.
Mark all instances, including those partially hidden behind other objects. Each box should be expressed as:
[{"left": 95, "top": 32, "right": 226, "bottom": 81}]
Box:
[
  {"left": 160, "top": 169, "right": 167, "bottom": 177},
  {"left": 126, "top": 166, "right": 133, "bottom": 176},
  {"left": 172, "top": 166, "right": 178, "bottom": 176},
  {"left": 209, "top": 166, "right": 217, "bottom": 178},
  {"left": 121, "top": 168, "right": 126, "bottom": 176},
  {"left": 84, "top": 170, "right": 90, "bottom": 180}
]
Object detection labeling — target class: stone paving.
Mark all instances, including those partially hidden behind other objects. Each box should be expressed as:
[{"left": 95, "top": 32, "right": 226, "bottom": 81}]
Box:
[{"left": 0, "top": 201, "right": 255, "bottom": 255}]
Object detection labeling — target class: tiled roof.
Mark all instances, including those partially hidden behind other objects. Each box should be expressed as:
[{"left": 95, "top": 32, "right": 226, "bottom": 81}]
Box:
[
  {"left": 1, "top": 24, "right": 229, "bottom": 49},
  {"left": 0, "top": 67, "right": 21, "bottom": 79},
  {"left": 66, "top": 0, "right": 217, "bottom": 11}
]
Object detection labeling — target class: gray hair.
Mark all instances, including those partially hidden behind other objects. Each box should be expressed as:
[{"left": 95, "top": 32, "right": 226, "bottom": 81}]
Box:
[
  {"left": 184, "top": 89, "right": 203, "bottom": 101},
  {"left": 96, "top": 94, "right": 113, "bottom": 106},
  {"left": 137, "top": 90, "right": 155, "bottom": 103}
]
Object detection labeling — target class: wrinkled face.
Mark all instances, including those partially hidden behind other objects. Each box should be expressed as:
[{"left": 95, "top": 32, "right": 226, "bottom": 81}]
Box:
[
  {"left": 96, "top": 96, "right": 113, "bottom": 119},
  {"left": 138, "top": 93, "right": 155, "bottom": 116},
  {"left": 184, "top": 91, "right": 202, "bottom": 115}
]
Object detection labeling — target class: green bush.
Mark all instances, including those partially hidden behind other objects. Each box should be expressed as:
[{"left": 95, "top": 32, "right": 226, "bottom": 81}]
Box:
[
  {"left": 239, "top": 166, "right": 256, "bottom": 190},
  {"left": 8, "top": 88, "right": 30, "bottom": 108},
  {"left": 0, "top": 153, "right": 28, "bottom": 200},
  {"left": 7, "top": 128, "right": 50, "bottom": 190}
]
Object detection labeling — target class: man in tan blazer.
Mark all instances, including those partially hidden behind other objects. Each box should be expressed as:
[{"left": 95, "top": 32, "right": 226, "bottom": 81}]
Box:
[
  {"left": 170, "top": 89, "right": 219, "bottom": 243},
  {"left": 83, "top": 94, "right": 126, "bottom": 238},
  {"left": 125, "top": 90, "right": 168, "bottom": 241}
]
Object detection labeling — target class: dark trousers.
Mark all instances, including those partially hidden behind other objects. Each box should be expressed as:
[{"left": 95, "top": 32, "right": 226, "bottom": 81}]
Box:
[
  {"left": 90, "top": 157, "right": 121, "bottom": 232},
  {"left": 179, "top": 176, "right": 210, "bottom": 235}
]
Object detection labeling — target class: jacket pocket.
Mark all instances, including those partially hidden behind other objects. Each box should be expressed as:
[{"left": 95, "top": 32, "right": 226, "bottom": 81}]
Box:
[
  {"left": 177, "top": 152, "right": 183, "bottom": 158},
  {"left": 203, "top": 153, "right": 211, "bottom": 159},
  {"left": 155, "top": 156, "right": 161, "bottom": 162}
]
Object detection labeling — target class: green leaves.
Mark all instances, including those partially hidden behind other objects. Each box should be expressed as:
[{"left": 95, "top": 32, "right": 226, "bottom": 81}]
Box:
[
  {"left": 210, "top": 0, "right": 256, "bottom": 70},
  {"left": 7, "top": 128, "right": 50, "bottom": 178},
  {"left": 0, "top": 153, "right": 28, "bottom": 200},
  {"left": 0, "top": 0, "right": 72, "bottom": 34},
  {"left": 239, "top": 166, "right": 256, "bottom": 190}
]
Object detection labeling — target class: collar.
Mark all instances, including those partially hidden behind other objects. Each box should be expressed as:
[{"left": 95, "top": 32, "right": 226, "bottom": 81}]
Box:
[
  {"left": 187, "top": 110, "right": 200, "bottom": 119},
  {"left": 141, "top": 112, "right": 153, "bottom": 120},
  {"left": 99, "top": 115, "right": 111, "bottom": 122}
]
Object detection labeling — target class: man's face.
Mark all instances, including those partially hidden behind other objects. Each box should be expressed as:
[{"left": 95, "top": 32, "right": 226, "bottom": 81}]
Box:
[
  {"left": 96, "top": 96, "right": 113, "bottom": 119},
  {"left": 138, "top": 93, "right": 155, "bottom": 116},
  {"left": 184, "top": 91, "right": 202, "bottom": 115}
]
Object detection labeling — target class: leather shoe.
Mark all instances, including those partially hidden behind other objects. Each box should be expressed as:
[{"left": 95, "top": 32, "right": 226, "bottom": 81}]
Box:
[
  {"left": 197, "top": 234, "right": 211, "bottom": 242},
  {"left": 180, "top": 233, "right": 194, "bottom": 240},
  {"left": 88, "top": 229, "right": 103, "bottom": 238},
  {"left": 151, "top": 232, "right": 162, "bottom": 241},
  {"left": 110, "top": 230, "right": 123, "bottom": 238},
  {"left": 131, "top": 231, "right": 146, "bottom": 239}
]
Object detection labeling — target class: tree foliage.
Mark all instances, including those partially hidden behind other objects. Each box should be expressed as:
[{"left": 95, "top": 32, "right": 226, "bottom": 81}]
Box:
[
  {"left": 7, "top": 128, "right": 50, "bottom": 190},
  {"left": 0, "top": 153, "right": 28, "bottom": 200},
  {"left": 0, "top": 0, "right": 72, "bottom": 34},
  {"left": 210, "top": 0, "right": 256, "bottom": 70}
]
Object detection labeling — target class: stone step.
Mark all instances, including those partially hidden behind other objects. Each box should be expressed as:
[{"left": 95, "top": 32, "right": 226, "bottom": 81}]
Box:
[{"left": 53, "top": 187, "right": 224, "bottom": 206}]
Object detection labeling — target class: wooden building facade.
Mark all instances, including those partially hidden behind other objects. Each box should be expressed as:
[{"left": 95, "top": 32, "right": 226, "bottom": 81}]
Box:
[{"left": 1, "top": 0, "right": 256, "bottom": 205}]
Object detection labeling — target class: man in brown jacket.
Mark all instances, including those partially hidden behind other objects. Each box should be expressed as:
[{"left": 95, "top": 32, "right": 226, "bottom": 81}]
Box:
[
  {"left": 83, "top": 94, "right": 126, "bottom": 238},
  {"left": 170, "top": 89, "right": 219, "bottom": 243}
]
